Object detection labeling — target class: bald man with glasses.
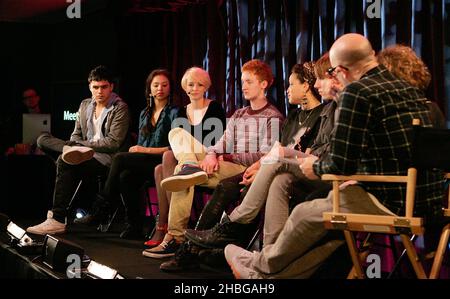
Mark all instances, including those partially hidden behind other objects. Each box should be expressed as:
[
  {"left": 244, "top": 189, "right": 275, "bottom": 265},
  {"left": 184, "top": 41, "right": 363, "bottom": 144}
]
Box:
[{"left": 223, "top": 33, "right": 443, "bottom": 279}]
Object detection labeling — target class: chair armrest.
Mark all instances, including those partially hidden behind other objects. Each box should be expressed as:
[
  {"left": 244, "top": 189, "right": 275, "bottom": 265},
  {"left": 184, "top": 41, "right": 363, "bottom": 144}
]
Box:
[
  {"left": 323, "top": 212, "right": 424, "bottom": 234},
  {"left": 321, "top": 174, "right": 408, "bottom": 183}
]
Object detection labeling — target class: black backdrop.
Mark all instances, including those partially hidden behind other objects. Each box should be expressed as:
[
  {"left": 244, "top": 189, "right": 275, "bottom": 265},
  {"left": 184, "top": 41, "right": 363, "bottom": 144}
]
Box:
[{"left": 1, "top": 0, "right": 449, "bottom": 153}]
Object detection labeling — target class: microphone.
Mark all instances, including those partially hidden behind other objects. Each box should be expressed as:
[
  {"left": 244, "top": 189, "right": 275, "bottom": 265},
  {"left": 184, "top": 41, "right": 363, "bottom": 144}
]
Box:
[{"left": 187, "top": 91, "right": 191, "bottom": 95}]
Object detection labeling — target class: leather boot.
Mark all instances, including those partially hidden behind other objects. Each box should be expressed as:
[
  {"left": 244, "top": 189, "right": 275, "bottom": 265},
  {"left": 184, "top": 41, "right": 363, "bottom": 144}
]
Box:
[{"left": 185, "top": 215, "right": 257, "bottom": 249}]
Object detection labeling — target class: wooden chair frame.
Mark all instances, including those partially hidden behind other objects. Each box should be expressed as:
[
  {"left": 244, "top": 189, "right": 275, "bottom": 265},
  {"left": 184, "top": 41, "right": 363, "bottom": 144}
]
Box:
[
  {"left": 429, "top": 173, "right": 450, "bottom": 279},
  {"left": 322, "top": 119, "right": 429, "bottom": 279}
]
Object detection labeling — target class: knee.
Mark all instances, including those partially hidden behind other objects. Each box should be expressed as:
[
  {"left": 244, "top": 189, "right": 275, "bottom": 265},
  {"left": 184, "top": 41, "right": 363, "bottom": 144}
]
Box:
[
  {"left": 272, "top": 174, "right": 293, "bottom": 190},
  {"left": 260, "top": 161, "right": 283, "bottom": 175},
  {"left": 36, "top": 132, "right": 51, "bottom": 149},
  {"left": 162, "top": 150, "right": 175, "bottom": 163},
  {"left": 168, "top": 127, "right": 184, "bottom": 142},
  {"left": 112, "top": 152, "right": 128, "bottom": 166},
  {"left": 56, "top": 155, "right": 68, "bottom": 169}
]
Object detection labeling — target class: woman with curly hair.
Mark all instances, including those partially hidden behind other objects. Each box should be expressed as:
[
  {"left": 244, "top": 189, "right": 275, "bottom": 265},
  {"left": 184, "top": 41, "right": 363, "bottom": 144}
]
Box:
[{"left": 377, "top": 45, "right": 446, "bottom": 128}]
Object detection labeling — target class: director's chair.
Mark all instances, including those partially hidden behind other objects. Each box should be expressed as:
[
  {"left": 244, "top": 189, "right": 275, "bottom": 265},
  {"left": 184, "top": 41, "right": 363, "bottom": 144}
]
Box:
[{"left": 322, "top": 119, "right": 450, "bottom": 279}]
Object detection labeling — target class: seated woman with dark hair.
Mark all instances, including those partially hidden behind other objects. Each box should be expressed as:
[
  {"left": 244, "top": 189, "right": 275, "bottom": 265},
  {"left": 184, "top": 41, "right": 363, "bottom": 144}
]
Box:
[{"left": 144, "top": 66, "right": 226, "bottom": 248}]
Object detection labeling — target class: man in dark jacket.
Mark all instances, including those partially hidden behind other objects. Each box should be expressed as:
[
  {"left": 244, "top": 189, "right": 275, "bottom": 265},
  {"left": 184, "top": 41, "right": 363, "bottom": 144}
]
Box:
[{"left": 27, "top": 65, "right": 130, "bottom": 235}]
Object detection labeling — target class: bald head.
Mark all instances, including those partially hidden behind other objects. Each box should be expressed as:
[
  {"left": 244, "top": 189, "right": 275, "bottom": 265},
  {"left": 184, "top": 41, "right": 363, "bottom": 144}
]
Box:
[{"left": 330, "top": 33, "right": 376, "bottom": 68}]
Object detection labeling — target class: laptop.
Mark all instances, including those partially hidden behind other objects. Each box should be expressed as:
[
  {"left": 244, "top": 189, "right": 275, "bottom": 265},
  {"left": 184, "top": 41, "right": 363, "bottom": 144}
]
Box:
[{"left": 22, "top": 113, "right": 51, "bottom": 144}]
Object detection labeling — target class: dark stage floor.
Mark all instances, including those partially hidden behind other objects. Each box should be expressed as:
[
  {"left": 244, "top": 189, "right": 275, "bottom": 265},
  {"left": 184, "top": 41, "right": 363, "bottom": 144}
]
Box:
[{"left": 8, "top": 218, "right": 234, "bottom": 280}]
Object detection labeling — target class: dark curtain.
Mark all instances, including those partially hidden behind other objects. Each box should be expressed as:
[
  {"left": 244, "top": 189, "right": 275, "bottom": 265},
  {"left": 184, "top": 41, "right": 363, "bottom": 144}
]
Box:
[{"left": 116, "top": 0, "right": 449, "bottom": 121}]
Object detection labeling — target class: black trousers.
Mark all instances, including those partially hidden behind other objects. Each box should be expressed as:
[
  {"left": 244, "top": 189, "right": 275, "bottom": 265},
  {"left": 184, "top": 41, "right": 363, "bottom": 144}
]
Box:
[
  {"left": 36, "top": 133, "right": 109, "bottom": 223},
  {"left": 101, "top": 152, "right": 162, "bottom": 227}
]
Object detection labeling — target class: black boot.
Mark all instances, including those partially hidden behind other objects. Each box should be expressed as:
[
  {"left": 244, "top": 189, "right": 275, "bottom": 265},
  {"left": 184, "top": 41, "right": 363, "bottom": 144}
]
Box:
[
  {"left": 73, "top": 193, "right": 112, "bottom": 226},
  {"left": 198, "top": 248, "right": 227, "bottom": 268},
  {"left": 195, "top": 175, "right": 242, "bottom": 230},
  {"left": 185, "top": 215, "right": 255, "bottom": 249},
  {"left": 159, "top": 241, "right": 200, "bottom": 272}
]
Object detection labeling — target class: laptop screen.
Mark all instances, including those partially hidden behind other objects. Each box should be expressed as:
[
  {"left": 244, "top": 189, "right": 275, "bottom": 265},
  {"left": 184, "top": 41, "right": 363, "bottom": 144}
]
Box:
[{"left": 22, "top": 113, "right": 51, "bottom": 144}]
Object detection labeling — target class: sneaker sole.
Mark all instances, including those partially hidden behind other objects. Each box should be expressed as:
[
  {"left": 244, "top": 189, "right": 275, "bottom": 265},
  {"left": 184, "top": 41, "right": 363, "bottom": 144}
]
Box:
[
  {"left": 142, "top": 251, "right": 175, "bottom": 259},
  {"left": 26, "top": 228, "right": 66, "bottom": 235},
  {"left": 161, "top": 172, "right": 208, "bottom": 192},
  {"left": 62, "top": 149, "right": 94, "bottom": 165},
  {"left": 226, "top": 257, "right": 241, "bottom": 279}
]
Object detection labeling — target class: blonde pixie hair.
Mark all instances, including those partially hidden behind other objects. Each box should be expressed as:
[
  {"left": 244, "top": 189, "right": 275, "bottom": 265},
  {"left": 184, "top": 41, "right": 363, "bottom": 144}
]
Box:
[
  {"left": 181, "top": 67, "right": 212, "bottom": 92},
  {"left": 377, "top": 45, "right": 431, "bottom": 91}
]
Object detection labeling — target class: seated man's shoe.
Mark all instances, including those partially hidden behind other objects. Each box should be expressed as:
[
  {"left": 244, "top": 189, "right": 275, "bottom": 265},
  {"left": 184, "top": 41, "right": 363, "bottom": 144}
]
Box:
[
  {"left": 120, "top": 224, "right": 144, "bottom": 240},
  {"left": 160, "top": 242, "right": 200, "bottom": 272},
  {"left": 224, "top": 244, "right": 263, "bottom": 279},
  {"left": 142, "top": 234, "right": 181, "bottom": 258},
  {"left": 27, "top": 218, "right": 66, "bottom": 235},
  {"left": 160, "top": 165, "right": 208, "bottom": 192},
  {"left": 144, "top": 223, "right": 168, "bottom": 248},
  {"left": 198, "top": 248, "right": 228, "bottom": 268},
  {"left": 185, "top": 215, "right": 254, "bottom": 249},
  {"left": 62, "top": 145, "right": 94, "bottom": 165}
]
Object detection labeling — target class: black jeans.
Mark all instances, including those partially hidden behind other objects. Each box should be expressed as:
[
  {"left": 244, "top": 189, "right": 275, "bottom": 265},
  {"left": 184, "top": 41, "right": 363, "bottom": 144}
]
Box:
[
  {"left": 36, "top": 133, "right": 109, "bottom": 223},
  {"left": 195, "top": 172, "right": 248, "bottom": 230},
  {"left": 101, "top": 152, "right": 162, "bottom": 227}
]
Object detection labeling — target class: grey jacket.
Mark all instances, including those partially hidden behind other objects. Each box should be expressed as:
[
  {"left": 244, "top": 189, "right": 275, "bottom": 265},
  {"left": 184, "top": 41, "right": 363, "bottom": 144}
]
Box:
[{"left": 70, "top": 92, "right": 130, "bottom": 166}]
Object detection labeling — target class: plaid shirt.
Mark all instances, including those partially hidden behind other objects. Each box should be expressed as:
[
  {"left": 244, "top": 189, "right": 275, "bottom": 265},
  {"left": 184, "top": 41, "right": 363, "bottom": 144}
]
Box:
[{"left": 314, "top": 65, "right": 443, "bottom": 219}]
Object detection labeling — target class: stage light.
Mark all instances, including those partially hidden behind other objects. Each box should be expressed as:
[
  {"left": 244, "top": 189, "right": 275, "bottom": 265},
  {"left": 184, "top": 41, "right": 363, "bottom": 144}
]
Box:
[
  {"left": 75, "top": 208, "right": 87, "bottom": 219},
  {"left": 7, "top": 222, "right": 26, "bottom": 241},
  {"left": 6, "top": 220, "right": 35, "bottom": 246},
  {"left": 43, "top": 235, "right": 84, "bottom": 272},
  {"left": 86, "top": 260, "right": 123, "bottom": 279},
  {"left": 1, "top": 213, "right": 42, "bottom": 253}
]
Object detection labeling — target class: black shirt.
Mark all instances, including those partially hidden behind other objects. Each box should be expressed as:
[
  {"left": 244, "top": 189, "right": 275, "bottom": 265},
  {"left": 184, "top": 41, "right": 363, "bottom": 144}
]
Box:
[
  {"left": 281, "top": 104, "right": 324, "bottom": 152},
  {"left": 175, "top": 100, "right": 226, "bottom": 146}
]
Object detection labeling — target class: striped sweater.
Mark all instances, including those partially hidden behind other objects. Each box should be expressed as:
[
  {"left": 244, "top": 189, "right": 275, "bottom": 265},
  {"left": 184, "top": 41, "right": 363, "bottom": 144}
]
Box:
[{"left": 207, "top": 102, "right": 284, "bottom": 166}]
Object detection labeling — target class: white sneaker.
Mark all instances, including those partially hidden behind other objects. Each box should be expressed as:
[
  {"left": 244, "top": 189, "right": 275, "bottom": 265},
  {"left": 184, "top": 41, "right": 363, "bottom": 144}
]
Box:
[
  {"left": 62, "top": 146, "right": 94, "bottom": 165},
  {"left": 26, "top": 218, "right": 66, "bottom": 235},
  {"left": 224, "top": 244, "right": 263, "bottom": 279}
]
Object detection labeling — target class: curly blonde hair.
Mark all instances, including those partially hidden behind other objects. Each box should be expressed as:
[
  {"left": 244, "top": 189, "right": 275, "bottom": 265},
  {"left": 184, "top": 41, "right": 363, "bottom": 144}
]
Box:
[{"left": 377, "top": 45, "right": 431, "bottom": 91}]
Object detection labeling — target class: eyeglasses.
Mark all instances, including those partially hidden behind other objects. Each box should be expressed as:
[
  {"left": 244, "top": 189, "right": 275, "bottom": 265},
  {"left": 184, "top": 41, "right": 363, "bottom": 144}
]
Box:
[{"left": 327, "top": 65, "right": 349, "bottom": 76}]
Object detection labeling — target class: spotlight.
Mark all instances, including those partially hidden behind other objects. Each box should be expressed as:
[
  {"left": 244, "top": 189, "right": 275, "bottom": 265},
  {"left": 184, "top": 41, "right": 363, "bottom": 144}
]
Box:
[
  {"left": 75, "top": 208, "right": 87, "bottom": 219},
  {"left": 86, "top": 260, "right": 124, "bottom": 279},
  {"left": 0, "top": 213, "right": 43, "bottom": 254}
]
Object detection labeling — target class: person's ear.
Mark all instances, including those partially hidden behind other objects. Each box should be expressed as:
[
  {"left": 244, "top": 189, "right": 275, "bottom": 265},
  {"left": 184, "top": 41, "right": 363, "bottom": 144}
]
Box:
[
  {"left": 260, "top": 80, "right": 268, "bottom": 90},
  {"left": 302, "top": 82, "right": 310, "bottom": 92}
]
